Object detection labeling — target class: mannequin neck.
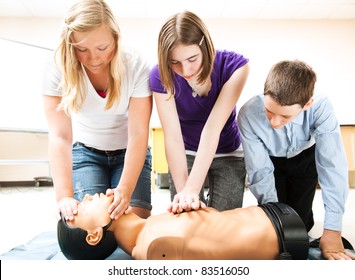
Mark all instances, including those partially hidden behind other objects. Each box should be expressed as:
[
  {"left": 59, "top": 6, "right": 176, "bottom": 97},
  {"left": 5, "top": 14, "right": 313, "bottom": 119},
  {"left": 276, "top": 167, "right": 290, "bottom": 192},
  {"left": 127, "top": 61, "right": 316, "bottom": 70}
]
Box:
[{"left": 109, "top": 212, "right": 146, "bottom": 255}]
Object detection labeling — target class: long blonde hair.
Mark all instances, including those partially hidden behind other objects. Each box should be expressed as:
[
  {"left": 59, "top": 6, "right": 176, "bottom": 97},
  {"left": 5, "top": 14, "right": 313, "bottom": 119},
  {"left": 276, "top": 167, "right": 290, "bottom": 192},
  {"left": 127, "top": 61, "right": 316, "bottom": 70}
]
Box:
[
  {"left": 56, "top": 0, "right": 123, "bottom": 114},
  {"left": 157, "top": 11, "right": 215, "bottom": 95}
]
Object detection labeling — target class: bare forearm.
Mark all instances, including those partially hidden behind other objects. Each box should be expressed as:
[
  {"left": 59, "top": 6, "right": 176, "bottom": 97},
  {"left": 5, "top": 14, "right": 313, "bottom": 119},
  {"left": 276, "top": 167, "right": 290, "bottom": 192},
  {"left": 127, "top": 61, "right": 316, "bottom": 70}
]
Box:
[
  {"left": 118, "top": 132, "right": 148, "bottom": 194},
  {"left": 165, "top": 137, "right": 188, "bottom": 193},
  {"left": 48, "top": 136, "right": 74, "bottom": 201},
  {"left": 184, "top": 126, "right": 219, "bottom": 193}
]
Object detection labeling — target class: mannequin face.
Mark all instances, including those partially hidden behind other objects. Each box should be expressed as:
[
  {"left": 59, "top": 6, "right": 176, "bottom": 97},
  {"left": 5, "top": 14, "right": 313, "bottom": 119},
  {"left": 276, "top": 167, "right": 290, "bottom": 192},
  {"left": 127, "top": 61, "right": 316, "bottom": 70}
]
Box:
[{"left": 68, "top": 193, "right": 113, "bottom": 231}]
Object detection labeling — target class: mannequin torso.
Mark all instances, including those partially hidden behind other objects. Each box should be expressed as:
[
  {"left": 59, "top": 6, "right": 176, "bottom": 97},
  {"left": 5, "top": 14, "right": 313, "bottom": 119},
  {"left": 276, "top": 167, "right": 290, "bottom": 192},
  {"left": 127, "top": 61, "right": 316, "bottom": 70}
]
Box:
[{"left": 114, "top": 207, "right": 279, "bottom": 260}]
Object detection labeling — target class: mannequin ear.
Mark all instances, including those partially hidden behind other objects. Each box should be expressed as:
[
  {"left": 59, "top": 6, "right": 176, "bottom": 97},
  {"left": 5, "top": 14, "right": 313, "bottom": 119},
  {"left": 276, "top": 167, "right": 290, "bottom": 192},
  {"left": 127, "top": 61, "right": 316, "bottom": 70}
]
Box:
[
  {"left": 86, "top": 227, "right": 103, "bottom": 246},
  {"left": 302, "top": 98, "right": 314, "bottom": 110}
]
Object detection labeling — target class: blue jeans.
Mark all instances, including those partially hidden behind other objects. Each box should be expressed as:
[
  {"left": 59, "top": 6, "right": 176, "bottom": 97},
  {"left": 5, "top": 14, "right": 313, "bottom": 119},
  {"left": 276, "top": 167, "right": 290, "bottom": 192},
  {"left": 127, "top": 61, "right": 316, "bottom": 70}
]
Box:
[
  {"left": 72, "top": 142, "right": 152, "bottom": 210},
  {"left": 169, "top": 155, "right": 246, "bottom": 211}
]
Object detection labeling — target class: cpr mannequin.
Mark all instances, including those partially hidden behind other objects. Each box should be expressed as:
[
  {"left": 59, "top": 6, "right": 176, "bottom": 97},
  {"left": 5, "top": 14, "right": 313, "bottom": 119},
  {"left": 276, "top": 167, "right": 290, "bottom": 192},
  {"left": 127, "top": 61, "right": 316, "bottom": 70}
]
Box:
[{"left": 57, "top": 193, "right": 309, "bottom": 260}]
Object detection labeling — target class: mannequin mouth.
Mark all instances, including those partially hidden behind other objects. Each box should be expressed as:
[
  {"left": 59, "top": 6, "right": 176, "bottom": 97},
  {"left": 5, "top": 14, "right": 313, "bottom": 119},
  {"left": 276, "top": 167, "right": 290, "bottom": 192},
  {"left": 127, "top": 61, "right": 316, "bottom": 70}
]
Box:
[{"left": 99, "top": 193, "right": 114, "bottom": 203}]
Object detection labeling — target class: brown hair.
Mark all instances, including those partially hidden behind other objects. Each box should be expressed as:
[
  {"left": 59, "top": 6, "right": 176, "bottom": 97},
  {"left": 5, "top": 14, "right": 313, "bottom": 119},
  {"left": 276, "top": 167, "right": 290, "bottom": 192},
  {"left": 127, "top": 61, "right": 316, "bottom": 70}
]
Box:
[
  {"left": 157, "top": 11, "right": 215, "bottom": 95},
  {"left": 264, "top": 60, "right": 317, "bottom": 107}
]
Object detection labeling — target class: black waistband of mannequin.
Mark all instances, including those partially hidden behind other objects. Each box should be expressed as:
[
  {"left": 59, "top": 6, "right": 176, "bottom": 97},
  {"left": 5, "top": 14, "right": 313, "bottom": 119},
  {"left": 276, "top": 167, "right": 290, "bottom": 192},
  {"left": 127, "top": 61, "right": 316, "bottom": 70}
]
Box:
[{"left": 258, "top": 202, "right": 309, "bottom": 260}]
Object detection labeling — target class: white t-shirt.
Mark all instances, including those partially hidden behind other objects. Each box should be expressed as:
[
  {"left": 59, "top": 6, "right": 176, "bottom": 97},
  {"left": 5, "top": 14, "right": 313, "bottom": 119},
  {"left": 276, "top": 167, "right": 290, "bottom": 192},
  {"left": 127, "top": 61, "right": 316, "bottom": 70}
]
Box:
[{"left": 43, "top": 47, "right": 152, "bottom": 150}]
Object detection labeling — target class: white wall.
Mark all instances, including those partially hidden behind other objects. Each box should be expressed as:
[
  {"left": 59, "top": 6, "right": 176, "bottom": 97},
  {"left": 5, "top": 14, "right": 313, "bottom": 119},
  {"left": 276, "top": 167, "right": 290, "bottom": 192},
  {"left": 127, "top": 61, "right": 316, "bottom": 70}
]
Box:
[{"left": 1, "top": 17, "right": 354, "bottom": 130}]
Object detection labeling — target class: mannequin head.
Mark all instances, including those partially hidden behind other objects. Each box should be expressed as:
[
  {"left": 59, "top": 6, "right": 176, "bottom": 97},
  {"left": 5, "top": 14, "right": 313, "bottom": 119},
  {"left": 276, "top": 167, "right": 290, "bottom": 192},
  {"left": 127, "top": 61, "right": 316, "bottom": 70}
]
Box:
[{"left": 57, "top": 193, "right": 117, "bottom": 260}]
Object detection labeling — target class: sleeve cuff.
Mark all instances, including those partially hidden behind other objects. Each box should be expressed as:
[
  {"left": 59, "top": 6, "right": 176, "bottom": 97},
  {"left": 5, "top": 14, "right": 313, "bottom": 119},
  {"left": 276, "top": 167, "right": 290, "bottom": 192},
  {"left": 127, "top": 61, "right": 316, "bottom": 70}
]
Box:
[{"left": 324, "top": 211, "right": 343, "bottom": 231}]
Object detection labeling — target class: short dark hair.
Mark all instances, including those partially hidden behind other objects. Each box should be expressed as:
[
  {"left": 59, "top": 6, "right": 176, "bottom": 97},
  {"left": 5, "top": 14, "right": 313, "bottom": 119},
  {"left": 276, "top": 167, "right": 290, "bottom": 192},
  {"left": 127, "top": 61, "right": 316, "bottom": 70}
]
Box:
[{"left": 57, "top": 215, "right": 117, "bottom": 260}]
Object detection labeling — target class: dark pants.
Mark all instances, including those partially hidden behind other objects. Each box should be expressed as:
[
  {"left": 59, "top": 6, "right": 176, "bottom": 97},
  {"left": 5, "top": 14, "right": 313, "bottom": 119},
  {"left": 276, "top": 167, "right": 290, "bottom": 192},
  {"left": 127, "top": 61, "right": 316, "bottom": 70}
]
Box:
[{"left": 270, "top": 144, "right": 318, "bottom": 231}]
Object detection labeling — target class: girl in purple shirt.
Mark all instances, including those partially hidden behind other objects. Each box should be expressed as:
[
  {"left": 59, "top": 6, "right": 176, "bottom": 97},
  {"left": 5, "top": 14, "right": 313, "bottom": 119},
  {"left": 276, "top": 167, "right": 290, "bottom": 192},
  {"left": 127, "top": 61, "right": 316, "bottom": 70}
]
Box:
[{"left": 150, "top": 11, "right": 249, "bottom": 213}]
